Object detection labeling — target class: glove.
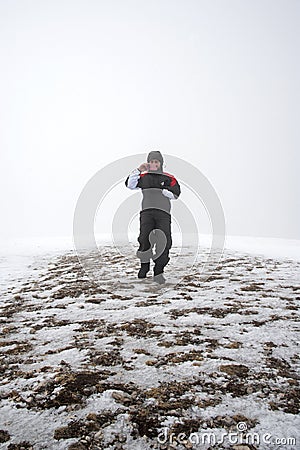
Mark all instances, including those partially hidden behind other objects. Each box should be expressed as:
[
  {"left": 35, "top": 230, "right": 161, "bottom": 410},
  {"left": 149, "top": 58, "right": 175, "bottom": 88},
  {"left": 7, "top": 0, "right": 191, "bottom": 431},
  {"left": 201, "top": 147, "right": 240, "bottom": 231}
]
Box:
[{"left": 162, "top": 189, "right": 175, "bottom": 199}]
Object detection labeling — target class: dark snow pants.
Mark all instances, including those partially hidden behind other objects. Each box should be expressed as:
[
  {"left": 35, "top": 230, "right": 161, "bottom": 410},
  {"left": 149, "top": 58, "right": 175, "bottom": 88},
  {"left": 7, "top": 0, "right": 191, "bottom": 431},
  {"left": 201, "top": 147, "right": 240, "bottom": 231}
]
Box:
[{"left": 136, "top": 208, "right": 172, "bottom": 274}]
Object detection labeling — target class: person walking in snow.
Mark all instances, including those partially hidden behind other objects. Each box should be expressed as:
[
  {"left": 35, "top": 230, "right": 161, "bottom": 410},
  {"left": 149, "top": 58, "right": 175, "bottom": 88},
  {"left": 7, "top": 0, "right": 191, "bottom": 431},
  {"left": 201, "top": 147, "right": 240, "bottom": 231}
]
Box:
[{"left": 125, "top": 151, "right": 181, "bottom": 284}]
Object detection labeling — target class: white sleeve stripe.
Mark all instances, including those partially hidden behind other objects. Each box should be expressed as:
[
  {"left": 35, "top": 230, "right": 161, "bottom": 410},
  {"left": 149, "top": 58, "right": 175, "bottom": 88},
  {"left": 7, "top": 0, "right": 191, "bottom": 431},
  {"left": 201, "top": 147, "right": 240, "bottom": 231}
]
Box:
[{"left": 127, "top": 168, "right": 141, "bottom": 189}]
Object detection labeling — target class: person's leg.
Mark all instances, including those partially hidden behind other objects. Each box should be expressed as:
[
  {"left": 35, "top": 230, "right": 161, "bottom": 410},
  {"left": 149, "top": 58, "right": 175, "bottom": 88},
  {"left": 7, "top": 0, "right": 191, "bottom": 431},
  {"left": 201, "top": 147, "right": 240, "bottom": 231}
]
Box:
[
  {"left": 136, "top": 210, "right": 156, "bottom": 278},
  {"left": 152, "top": 211, "right": 172, "bottom": 276}
]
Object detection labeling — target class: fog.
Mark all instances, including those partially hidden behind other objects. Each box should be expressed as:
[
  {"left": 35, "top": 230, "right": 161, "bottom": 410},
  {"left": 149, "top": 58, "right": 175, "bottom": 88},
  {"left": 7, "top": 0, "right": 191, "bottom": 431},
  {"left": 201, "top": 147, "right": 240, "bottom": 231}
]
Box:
[{"left": 1, "top": 0, "right": 299, "bottom": 242}]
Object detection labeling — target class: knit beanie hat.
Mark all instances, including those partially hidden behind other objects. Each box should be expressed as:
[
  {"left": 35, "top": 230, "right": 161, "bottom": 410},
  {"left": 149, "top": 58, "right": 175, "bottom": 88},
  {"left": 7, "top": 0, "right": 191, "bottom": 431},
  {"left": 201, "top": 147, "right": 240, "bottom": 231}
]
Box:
[{"left": 147, "top": 150, "right": 164, "bottom": 168}]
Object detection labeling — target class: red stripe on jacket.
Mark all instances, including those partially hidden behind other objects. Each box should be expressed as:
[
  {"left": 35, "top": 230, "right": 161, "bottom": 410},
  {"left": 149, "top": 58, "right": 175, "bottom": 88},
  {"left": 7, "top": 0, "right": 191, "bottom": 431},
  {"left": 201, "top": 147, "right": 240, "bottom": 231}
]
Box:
[{"left": 163, "top": 172, "right": 177, "bottom": 187}]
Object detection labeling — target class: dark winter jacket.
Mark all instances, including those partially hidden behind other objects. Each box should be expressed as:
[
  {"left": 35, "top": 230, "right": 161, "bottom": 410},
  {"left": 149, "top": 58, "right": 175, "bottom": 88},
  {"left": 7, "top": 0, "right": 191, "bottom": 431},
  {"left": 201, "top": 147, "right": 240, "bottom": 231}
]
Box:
[{"left": 125, "top": 169, "right": 181, "bottom": 214}]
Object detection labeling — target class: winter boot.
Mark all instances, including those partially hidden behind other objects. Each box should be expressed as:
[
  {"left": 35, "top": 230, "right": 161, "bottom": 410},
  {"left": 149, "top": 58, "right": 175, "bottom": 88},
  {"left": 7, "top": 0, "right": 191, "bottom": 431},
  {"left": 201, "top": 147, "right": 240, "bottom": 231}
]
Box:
[
  {"left": 153, "top": 262, "right": 166, "bottom": 284},
  {"left": 138, "top": 262, "right": 150, "bottom": 278},
  {"left": 153, "top": 273, "right": 166, "bottom": 284}
]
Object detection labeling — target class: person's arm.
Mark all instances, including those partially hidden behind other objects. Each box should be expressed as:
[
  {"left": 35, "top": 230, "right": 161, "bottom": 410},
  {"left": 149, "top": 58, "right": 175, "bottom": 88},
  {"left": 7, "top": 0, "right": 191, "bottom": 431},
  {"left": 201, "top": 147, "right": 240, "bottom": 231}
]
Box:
[
  {"left": 125, "top": 168, "right": 141, "bottom": 190},
  {"left": 125, "top": 163, "right": 149, "bottom": 190},
  {"left": 162, "top": 175, "right": 181, "bottom": 199}
]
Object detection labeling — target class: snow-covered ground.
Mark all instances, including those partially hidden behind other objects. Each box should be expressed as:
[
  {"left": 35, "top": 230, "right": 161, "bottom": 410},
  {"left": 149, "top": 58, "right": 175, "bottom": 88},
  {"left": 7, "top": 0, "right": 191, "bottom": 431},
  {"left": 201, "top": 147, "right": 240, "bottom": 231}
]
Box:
[{"left": 0, "top": 235, "right": 299, "bottom": 449}]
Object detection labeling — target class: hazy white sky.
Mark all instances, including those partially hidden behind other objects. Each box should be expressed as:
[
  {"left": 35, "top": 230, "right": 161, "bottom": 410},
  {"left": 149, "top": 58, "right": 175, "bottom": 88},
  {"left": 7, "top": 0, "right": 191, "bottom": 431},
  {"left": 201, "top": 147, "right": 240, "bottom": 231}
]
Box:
[{"left": 0, "top": 0, "right": 299, "bottom": 241}]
